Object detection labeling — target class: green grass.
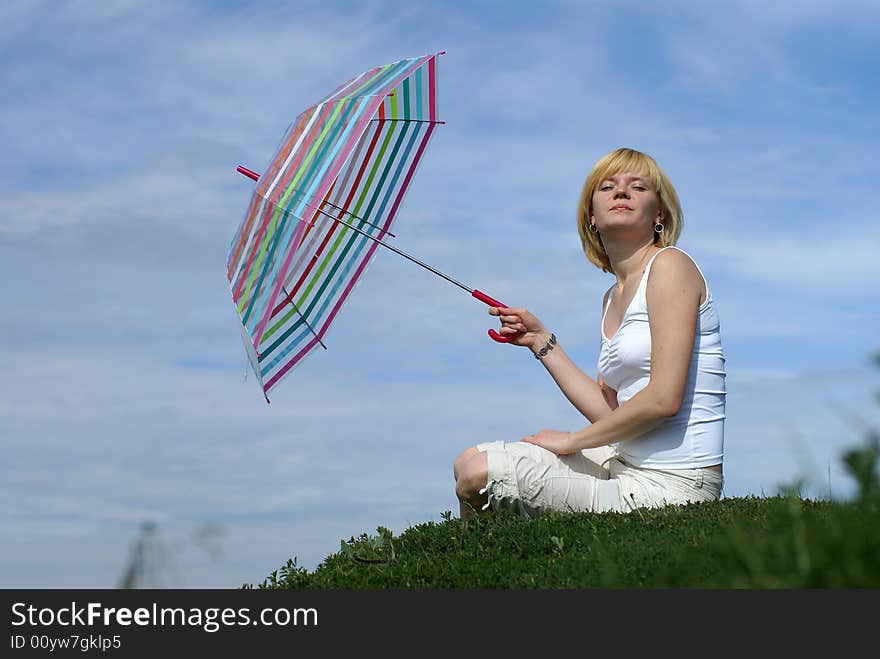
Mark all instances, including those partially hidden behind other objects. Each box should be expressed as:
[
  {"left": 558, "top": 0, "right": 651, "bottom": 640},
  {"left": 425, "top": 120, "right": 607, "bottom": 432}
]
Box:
[{"left": 245, "top": 434, "right": 880, "bottom": 589}]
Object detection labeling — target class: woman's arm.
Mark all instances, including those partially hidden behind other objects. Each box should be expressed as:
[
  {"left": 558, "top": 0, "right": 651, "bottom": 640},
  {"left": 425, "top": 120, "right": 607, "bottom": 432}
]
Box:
[
  {"left": 533, "top": 339, "right": 615, "bottom": 424},
  {"left": 490, "top": 289, "right": 616, "bottom": 424},
  {"left": 523, "top": 249, "right": 704, "bottom": 454}
]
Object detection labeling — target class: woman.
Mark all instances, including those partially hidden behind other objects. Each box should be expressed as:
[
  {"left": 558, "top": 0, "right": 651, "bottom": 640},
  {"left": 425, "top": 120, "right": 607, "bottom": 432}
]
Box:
[{"left": 453, "top": 147, "right": 726, "bottom": 518}]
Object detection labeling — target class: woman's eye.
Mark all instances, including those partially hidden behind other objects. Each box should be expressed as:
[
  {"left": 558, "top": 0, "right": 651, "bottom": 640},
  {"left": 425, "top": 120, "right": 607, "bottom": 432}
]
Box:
[{"left": 599, "top": 185, "right": 613, "bottom": 190}]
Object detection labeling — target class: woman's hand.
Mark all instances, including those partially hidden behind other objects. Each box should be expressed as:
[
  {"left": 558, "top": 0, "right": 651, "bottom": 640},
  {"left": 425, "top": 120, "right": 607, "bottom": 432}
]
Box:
[
  {"left": 521, "top": 429, "right": 577, "bottom": 455},
  {"left": 488, "top": 306, "right": 551, "bottom": 351}
]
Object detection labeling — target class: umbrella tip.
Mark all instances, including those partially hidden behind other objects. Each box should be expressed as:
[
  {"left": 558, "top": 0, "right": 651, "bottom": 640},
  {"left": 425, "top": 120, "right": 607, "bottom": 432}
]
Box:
[{"left": 237, "top": 165, "right": 260, "bottom": 182}]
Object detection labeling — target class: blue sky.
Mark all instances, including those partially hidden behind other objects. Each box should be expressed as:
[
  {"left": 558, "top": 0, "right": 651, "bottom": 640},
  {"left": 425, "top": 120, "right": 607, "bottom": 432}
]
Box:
[{"left": 2, "top": 0, "right": 879, "bottom": 587}]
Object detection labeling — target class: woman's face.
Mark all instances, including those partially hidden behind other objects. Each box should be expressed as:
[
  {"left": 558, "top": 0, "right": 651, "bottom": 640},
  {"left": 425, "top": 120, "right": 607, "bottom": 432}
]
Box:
[{"left": 591, "top": 171, "right": 661, "bottom": 237}]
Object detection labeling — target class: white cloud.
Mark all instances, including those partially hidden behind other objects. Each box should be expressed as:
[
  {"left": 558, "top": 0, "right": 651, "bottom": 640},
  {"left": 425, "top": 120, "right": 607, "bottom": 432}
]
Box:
[
  {"left": 723, "top": 365, "right": 880, "bottom": 500},
  {"left": 695, "top": 231, "right": 880, "bottom": 290}
]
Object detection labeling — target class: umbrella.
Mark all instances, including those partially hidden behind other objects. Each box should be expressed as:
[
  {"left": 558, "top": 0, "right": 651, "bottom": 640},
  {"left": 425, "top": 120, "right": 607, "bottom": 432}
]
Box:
[{"left": 228, "top": 52, "right": 519, "bottom": 402}]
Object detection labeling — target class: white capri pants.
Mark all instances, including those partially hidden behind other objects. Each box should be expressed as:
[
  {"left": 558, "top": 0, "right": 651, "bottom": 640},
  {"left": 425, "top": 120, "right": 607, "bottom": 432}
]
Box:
[{"left": 475, "top": 440, "right": 723, "bottom": 517}]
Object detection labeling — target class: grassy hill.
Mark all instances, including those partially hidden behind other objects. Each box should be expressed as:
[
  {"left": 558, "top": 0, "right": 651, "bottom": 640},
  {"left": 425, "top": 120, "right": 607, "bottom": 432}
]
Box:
[{"left": 245, "top": 435, "right": 880, "bottom": 589}]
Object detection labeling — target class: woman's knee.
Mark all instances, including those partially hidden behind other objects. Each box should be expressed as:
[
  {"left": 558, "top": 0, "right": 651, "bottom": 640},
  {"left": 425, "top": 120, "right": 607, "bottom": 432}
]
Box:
[
  {"left": 455, "top": 452, "right": 488, "bottom": 498},
  {"left": 453, "top": 446, "right": 482, "bottom": 480}
]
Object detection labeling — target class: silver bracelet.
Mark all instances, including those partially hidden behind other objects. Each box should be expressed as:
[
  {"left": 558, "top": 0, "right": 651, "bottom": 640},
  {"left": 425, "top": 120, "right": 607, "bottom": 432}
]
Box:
[{"left": 534, "top": 333, "right": 557, "bottom": 359}]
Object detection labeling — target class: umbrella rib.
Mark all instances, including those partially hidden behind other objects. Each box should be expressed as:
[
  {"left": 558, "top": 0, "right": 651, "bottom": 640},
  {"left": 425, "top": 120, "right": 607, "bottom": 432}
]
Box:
[
  {"left": 282, "top": 285, "right": 327, "bottom": 350},
  {"left": 317, "top": 199, "right": 395, "bottom": 237},
  {"left": 369, "top": 118, "right": 445, "bottom": 125},
  {"left": 278, "top": 187, "right": 396, "bottom": 238}
]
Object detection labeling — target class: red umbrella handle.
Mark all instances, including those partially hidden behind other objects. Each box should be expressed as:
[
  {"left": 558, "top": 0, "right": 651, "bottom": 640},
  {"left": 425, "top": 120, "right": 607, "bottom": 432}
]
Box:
[{"left": 471, "top": 290, "right": 523, "bottom": 344}]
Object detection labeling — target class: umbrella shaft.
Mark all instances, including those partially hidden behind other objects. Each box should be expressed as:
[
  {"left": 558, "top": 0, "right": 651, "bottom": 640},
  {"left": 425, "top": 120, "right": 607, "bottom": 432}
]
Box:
[
  {"left": 382, "top": 242, "right": 474, "bottom": 295},
  {"left": 316, "top": 209, "right": 473, "bottom": 294},
  {"left": 236, "top": 167, "right": 395, "bottom": 238}
]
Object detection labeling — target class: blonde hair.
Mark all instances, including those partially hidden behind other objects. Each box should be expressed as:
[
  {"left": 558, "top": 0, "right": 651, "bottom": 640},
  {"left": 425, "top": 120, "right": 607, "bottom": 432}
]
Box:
[{"left": 576, "top": 148, "right": 683, "bottom": 273}]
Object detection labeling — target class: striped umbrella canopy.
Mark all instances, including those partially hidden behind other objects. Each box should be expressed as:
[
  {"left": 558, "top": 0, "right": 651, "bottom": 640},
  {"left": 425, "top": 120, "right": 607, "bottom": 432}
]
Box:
[{"left": 227, "top": 53, "right": 443, "bottom": 401}]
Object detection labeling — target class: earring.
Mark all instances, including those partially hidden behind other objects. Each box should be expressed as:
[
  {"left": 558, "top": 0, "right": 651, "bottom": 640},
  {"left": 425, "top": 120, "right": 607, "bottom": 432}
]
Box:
[
  {"left": 589, "top": 223, "right": 598, "bottom": 233},
  {"left": 654, "top": 222, "right": 664, "bottom": 233}
]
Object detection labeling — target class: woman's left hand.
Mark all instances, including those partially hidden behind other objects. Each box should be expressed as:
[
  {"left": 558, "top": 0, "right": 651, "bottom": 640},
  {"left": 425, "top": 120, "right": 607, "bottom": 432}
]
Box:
[{"left": 521, "top": 429, "right": 577, "bottom": 455}]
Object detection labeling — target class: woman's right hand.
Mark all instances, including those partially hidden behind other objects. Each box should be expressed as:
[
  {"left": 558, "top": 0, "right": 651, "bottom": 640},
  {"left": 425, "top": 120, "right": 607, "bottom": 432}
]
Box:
[{"left": 488, "top": 306, "right": 551, "bottom": 351}]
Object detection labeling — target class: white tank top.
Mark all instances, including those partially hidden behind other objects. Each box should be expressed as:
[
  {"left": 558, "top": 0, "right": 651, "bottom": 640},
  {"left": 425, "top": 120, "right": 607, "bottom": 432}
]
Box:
[{"left": 597, "top": 246, "right": 726, "bottom": 469}]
